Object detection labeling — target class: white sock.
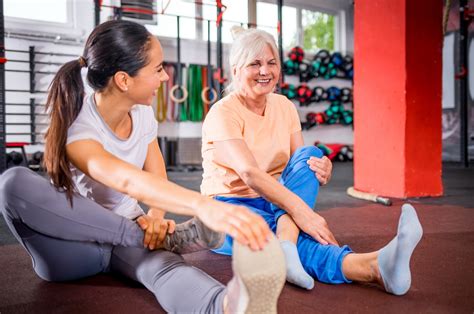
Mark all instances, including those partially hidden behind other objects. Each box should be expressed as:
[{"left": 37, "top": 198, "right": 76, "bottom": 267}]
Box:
[
  {"left": 280, "top": 240, "right": 314, "bottom": 290},
  {"left": 378, "top": 204, "right": 423, "bottom": 295}
]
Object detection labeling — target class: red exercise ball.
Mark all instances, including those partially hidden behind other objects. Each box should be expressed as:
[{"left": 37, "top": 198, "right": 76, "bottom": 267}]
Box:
[
  {"left": 288, "top": 46, "right": 305, "bottom": 63},
  {"left": 296, "top": 84, "right": 313, "bottom": 105},
  {"left": 315, "top": 112, "right": 326, "bottom": 124}
]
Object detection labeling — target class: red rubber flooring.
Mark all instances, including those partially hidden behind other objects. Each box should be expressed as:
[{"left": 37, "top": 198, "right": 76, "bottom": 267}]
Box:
[{"left": 0, "top": 200, "right": 472, "bottom": 313}]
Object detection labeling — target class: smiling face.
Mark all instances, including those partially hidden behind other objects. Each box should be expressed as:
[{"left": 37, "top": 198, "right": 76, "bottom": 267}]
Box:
[
  {"left": 234, "top": 44, "right": 280, "bottom": 99},
  {"left": 127, "top": 36, "right": 169, "bottom": 105}
]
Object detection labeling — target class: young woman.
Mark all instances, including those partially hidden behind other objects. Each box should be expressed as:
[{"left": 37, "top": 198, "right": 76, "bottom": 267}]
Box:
[
  {"left": 0, "top": 20, "right": 286, "bottom": 313},
  {"left": 201, "top": 26, "right": 423, "bottom": 295}
]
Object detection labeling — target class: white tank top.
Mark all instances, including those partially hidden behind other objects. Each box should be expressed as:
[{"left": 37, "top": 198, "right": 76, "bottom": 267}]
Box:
[{"left": 66, "top": 93, "right": 158, "bottom": 219}]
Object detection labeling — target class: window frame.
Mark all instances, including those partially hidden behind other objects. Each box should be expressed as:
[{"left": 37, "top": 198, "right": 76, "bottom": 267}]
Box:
[
  {"left": 145, "top": 1, "right": 249, "bottom": 43},
  {"left": 4, "top": 0, "right": 90, "bottom": 39},
  {"left": 256, "top": 0, "right": 344, "bottom": 53}
]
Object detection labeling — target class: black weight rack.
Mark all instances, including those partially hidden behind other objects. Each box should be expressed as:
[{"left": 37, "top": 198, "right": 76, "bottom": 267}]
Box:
[{"left": 2, "top": 43, "right": 77, "bottom": 171}]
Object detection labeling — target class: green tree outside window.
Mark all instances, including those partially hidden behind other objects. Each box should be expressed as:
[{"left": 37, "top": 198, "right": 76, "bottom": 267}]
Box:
[{"left": 302, "top": 10, "right": 335, "bottom": 52}]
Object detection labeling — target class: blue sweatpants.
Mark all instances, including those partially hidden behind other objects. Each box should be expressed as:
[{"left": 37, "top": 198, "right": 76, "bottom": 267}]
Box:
[{"left": 214, "top": 146, "right": 352, "bottom": 284}]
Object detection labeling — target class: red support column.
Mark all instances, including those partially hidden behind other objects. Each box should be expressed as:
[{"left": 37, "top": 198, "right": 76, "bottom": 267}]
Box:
[{"left": 353, "top": 0, "right": 443, "bottom": 197}]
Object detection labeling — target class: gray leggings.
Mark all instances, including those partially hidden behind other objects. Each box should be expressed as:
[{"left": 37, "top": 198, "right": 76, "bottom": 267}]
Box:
[{"left": 0, "top": 167, "right": 225, "bottom": 313}]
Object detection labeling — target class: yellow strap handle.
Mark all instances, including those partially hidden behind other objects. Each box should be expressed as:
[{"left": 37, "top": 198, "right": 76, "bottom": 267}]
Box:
[{"left": 156, "top": 83, "right": 167, "bottom": 123}]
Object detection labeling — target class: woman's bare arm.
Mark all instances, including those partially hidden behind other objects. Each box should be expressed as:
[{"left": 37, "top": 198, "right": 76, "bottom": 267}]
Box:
[
  {"left": 66, "top": 139, "right": 271, "bottom": 250},
  {"left": 213, "top": 138, "right": 338, "bottom": 245}
]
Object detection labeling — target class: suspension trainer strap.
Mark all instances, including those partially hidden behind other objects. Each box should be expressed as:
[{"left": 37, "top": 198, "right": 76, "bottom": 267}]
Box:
[
  {"left": 166, "top": 64, "right": 178, "bottom": 121},
  {"left": 202, "top": 66, "right": 210, "bottom": 116},
  {"left": 156, "top": 83, "right": 167, "bottom": 122},
  {"left": 186, "top": 65, "right": 203, "bottom": 122}
]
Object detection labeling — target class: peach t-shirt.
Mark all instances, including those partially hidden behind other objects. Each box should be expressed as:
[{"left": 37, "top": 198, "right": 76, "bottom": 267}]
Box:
[{"left": 201, "top": 92, "right": 301, "bottom": 198}]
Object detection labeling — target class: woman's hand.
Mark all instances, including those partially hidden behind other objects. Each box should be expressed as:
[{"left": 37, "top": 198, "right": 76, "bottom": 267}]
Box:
[
  {"left": 196, "top": 199, "right": 272, "bottom": 251},
  {"left": 136, "top": 215, "right": 176, "bottom": 250},
  {"left": 292, "top": 209, "right": 339, "bottom": 246},
  {"left": 307, "top": 156, "right": 333, "bottom": 185}
]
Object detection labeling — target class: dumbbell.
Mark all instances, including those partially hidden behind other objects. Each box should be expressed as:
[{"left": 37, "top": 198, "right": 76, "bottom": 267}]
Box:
[
  {"left": 341, "top": 88, "right": 352, "bottom": 103},
  {"left": 342, "top": 146, "right": 354, "bottom": 161},
  {"left": 310, "top": 60, "right": 321, "bottom": 78},
  {"left": 337, "top": 146, "right": 354, "bottom": 162},
  {"left": 325, "top": 102, "right": 344, "bottom": 124},
  {"left": 281, "top": 83, "right": 297, "bottom": 100},
  {"left": 314, "top": 112, "right": 326, "bottom": 124},
  {"left": 343, "top": 55, "right": 353, "bottom": 71},
  {"left": 28, "top": 151, "right": 44, "bottom": 171},
  {"left": 317, "top": 63, "right": 328, "bottom": 77},
  {"left": 312, "top": 50, "right": 330, "bottom": 78},
  {"left": 306, "top": 112, "right": 326, "bottom": 127},
  {"left": 312, "top": 86, "right": 325, "bottom": 102},
  {"left": 298, "top": 61, "right": 312, "bottom": 82},
  {"left": 7, "top": 151, "right": 24, "bottom": 168},
  {"left": 296, "top": 84, "right": 313, "bottom": 106},
  {"left": 283, "top": 59, "right": 299, "bottom": 75},
  {"left": 330, "top": 52, "right": 344, "bottom": 68},
  {"left": 327, "top": 86, "right": 342, "bottom": 101},
  {"left": 343, "top": 55, "right": 353, "bottom": 79},
  {"left": 346, "top": 68, "right": 354, "bottom": 79},
  {"left": 314, "top": 49, "right": 331, "bottom": 64},
  {"left": 301, "top": 121, "right": 311, "bottom": 130},
  {"left": 323, "top": 63, "right": 338, "bottom": 79},
  {"left": 304, "top": 113, "right": 317, "bottom": 130},
  {"left": 288, "top": 46, "right": 305, "bottom": 63},
  {"left": 341, "top": 110, "right": 353, "bottom": 125}
]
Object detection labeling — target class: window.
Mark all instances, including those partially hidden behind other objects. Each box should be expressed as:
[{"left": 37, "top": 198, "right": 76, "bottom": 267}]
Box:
[
  {"left": 302, "top": 9, "right": 335, "bottom": 52},
  {"left": 145, "top": 0, "right": 196, "bottom": 39},
  {"left": 256, "top": 2, "right": 297, "bottom": 50},
  {"left": 4, "top": 0, "right": 69, "bottom": 24},
  {"left": 256, "top": 2, "right": 337, "bottom": 52},
  {"left": 202, "top": 0, "right": 248, "bottom": 43},
  {"left": 145, "top": 0, "right": 248, "bottom": 42}
]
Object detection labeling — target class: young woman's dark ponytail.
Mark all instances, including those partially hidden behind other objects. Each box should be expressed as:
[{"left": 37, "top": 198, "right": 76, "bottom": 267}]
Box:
[
  {"left": 43, "top": 20, "right": 152, "bottom": 204},
  {"left": 44, "top": 58, "right": 85, "bottom": 203}
]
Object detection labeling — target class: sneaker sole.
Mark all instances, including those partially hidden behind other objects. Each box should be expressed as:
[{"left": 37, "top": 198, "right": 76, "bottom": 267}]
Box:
[{"left": 232, "top": 235, "right": 286, "bottom": 314}]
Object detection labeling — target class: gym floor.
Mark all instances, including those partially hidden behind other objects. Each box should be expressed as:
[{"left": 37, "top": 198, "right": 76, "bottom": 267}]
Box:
[{"left": 0, "top": 162, "right": 473, "bottom": 313}]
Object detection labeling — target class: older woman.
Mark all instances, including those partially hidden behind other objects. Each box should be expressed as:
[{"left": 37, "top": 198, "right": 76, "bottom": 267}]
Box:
[{"left": 201, "top": 27, "right": 423, "bottom": 295}]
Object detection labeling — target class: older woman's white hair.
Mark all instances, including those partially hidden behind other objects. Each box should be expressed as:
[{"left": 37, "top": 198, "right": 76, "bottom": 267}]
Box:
[{"left": 227, "top": 26, "right": 281, "bottom": 92}]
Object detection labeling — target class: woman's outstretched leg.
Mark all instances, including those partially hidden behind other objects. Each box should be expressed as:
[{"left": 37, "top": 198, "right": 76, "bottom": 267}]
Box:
[
  {"left": 376, "top": 204, "right": 423, "bottom": 295},
  {"left": 0, "top": 167, "right": 144, "bottom": 247},
  {"left": 341, "top": 204, "right": 423, "bottom": 295},
  {"left": 112, "top": 234, "right": 286, "bottom": 313},
  {"left": 6, "top": 222, "right": 113, "bottom": 282},
  {"left": 274, "top": 146, "right": 423, "bottom": 295},
  {"left": 0, "top": 167, "right": 144, "bottom": 281}
]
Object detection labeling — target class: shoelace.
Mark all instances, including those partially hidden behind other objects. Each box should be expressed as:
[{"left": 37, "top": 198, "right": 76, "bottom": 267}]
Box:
[{"left": 172, "top": 222, "right": 199, "bottom": 246}]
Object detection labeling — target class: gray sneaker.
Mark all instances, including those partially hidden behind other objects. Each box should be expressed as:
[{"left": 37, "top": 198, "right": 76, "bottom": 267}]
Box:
[
  {"left": 226, "top": 234, "right": 286, "bottom": 314},
  {"left": 163, "top": 217, "right": 225, "bottom": 254}
]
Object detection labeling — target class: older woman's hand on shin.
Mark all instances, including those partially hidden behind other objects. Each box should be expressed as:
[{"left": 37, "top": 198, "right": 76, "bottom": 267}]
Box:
[
  {"left": 196, "top": 199, "right": 271, "bottom": 251},
  {"left": 307, "top": 156, "right": 333, "bottom": 185},
  {"left": 293, "top": 209, "right": 339, "bottom": 246}
]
